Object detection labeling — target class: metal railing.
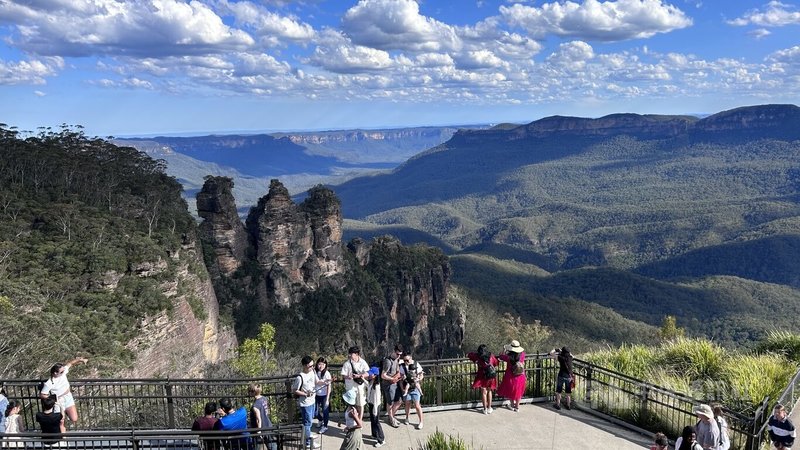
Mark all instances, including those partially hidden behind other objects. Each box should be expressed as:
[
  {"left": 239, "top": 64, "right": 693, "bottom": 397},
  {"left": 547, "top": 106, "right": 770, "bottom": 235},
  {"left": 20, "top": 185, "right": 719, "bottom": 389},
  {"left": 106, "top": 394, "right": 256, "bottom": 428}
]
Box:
[
  {"left": 4, "top": 354, "right": 798, "bottom": 450},
  {"left": 0, "top": 425, "right": 303, "bottom": 449}
]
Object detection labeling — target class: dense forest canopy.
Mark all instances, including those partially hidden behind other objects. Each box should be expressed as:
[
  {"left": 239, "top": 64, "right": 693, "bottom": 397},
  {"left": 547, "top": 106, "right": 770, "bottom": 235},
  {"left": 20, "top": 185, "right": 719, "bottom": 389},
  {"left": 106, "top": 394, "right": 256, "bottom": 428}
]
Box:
[{"left": 0, "top": 124, "right": 198, "bottom": 377}]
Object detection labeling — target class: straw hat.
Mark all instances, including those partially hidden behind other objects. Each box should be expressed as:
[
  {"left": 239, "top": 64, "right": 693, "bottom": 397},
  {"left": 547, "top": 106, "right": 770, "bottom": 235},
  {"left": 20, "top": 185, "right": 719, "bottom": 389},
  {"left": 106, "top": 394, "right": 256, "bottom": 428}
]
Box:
[
  {"left": 506, "top": 340, "right": 524, "bottom": 353},
  {"left": 693, "top": 404, "right": 714, "bottom": 419}
]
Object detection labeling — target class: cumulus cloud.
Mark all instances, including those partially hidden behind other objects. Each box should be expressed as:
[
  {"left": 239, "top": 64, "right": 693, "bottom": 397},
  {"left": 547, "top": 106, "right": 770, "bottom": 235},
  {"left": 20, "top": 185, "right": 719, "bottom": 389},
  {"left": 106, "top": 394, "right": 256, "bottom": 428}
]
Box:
[
  {"left": 499, "top": 0, "right": 692, "bottom": 42},
  {"left": 767, "top": 45, "right": 800, "bottom": 64},
  {"left": 727, "top": 1, "right": 800, "bottom": 27},
  {"left": 0, "top": 56, "right": 64, "bottom": 85},
  {"left": 341, "top": 0, "right": 462, "bottom": 52},
  {"left": 307, "top": 29, "right": 394, "bottom": 73},
  {"left": 222, "top": 1, "right": 316, "bottom": 45},
  {"left": 0, "top": 0, "right": 255, "bottom": 57}
]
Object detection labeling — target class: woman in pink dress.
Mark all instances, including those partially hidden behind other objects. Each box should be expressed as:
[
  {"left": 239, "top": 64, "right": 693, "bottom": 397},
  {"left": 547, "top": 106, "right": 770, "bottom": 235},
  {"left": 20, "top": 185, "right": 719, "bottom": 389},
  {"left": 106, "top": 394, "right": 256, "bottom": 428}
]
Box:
[
  {"left": 467, "top": 344, "right": 499, "bottom": 414},
  {"left": 496, "top": 340, "right": 526, "bottom": 411}
]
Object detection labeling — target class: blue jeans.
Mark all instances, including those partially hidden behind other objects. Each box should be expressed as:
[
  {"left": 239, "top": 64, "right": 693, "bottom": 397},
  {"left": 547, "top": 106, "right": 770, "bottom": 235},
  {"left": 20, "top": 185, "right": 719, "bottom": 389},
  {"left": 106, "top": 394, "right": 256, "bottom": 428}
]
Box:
[
  {"left": 315, "top": 395, "right": 329, "bottom": 427},
  {"left": 300, "top": 404, "right": 316, "bottom": 446}
]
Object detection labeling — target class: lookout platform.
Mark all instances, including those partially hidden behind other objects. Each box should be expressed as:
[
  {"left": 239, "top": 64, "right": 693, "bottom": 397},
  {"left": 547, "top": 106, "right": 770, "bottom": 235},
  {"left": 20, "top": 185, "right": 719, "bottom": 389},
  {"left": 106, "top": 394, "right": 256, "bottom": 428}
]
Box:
[{"left": 314, "top": 403, "right": 651, "bottom": 449}]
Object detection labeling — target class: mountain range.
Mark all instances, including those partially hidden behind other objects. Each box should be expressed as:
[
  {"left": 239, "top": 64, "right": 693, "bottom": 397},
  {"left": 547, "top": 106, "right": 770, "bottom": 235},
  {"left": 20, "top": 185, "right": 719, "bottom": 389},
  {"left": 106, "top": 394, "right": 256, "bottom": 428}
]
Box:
[{"left": 330, "top": 104, "right": 800, "bottom": 349}]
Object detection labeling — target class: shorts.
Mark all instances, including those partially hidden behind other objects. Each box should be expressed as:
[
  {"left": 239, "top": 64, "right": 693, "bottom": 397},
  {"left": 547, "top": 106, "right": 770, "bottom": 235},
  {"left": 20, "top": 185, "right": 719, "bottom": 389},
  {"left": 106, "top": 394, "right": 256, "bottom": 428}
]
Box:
[
  {"left": 55, "top": 392, "right": 75, "bottom": 413},
  {"left": 382, "top": 383, "right": 402, "bottom": 404},
  {"left": 556, "top": 376, "right": 572, "bottom": 394},
  {"left": 403, "top": 389, "right": 421, "bottom": 403},
  {"left": 355, "top": 384, "right": 367, "bottom": 407}
]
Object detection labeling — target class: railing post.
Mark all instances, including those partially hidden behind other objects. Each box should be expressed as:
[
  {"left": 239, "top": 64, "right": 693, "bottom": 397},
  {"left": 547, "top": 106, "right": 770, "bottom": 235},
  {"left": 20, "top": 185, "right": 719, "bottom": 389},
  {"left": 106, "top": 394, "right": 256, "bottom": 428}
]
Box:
[
  {"left": 639, "top": 385, "right": 649, "bottom": 426},
  {"left": 131, "top": 430, "right": 140, "bottom": 450},
  {"left": 534, "top": 356, "right": 543, "bottom": 398},
  {"left": 435, "top": 361, "right": 443, "bottom": 406},
  {"left": 285, "top": 379, "right": 296, "bottom": 424},
  {"left": 584, "top": 366, "right": 593, "bottom": 404},
  {"left": 164, "top": 380, "right": 175, "bottom": 429}
]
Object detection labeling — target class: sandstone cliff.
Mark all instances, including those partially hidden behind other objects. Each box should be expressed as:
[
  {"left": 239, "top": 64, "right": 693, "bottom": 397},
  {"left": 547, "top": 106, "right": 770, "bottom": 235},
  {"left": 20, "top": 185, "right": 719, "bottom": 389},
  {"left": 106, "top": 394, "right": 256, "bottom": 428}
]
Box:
[
  {"left": 197, "top": 177, "right": 464, "bottom": 357},
  {"left": 122, "top": 238, "right": 237, "bottom": 377},
  {"left": 197, "top": 176, "right": 249, "bottom": 277}
]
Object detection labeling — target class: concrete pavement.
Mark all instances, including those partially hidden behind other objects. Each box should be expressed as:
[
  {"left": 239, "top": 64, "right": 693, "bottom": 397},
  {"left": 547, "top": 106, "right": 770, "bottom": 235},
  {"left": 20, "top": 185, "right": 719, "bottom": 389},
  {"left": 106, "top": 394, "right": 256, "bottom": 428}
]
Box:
[{"left": 312, "top": 403, "right": 651, "bottom": 449}]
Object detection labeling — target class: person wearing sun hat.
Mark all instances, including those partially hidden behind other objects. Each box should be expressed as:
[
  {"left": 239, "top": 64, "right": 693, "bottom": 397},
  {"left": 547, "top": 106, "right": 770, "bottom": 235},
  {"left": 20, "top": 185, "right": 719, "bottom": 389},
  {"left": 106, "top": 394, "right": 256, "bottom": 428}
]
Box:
[
  {"left": 339, "top": 387, "right": 364, "bottom": 450},
  {"left": 693, "top": 403, "right": 720, "bottom": 449},
  {"left": 497, "top": 339, "right": 526, "bottom": 412}
]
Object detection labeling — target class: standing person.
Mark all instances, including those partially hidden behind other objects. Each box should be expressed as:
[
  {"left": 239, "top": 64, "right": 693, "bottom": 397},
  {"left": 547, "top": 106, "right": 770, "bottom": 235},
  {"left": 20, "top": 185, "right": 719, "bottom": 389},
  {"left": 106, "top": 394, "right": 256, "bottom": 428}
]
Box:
[
  {"left": 467, "top": 344, "right": 499, "bottom": 414},
  {"left": 366, "top": 368, "right": 385, "bottom": 448},
  {"left": 675, "top": 425, "right": 703, "bottom": 450},
  {"left": 341, "top": 346, "right": 370, "bottom": 422},
  {"left": 314, "top": 357, "right": 332, "bottom": 434},
  {"left": 249, "top": 384, "right": 277, "bottom": 450},
  {"left": 39, "top": 356, "right": 88, "bottom": 425},
  {"left": 0, "top": 386, "right": 8, "bottom": 433},
  {"left": 550, "top": 346, "right": 574, "bottom": 410},
  {"left": 293, "top": 355, "right": 320, "bottom": 449},
  {"left": 400, "top": 354, "right": 424, "bottom": 430},
  {"left": 3, "top": 400, "right": 25, "bottom": 448},
  {"left": 192, "top": 401, "right": 219, "bottom": 450},
  {"left": 339, "top": 388, "right": 364, "bottom": 450},
  {"left": 497, "top": 340, "right": 526, "bottom": 412},
  {"left": 192, "top": 401, "right": 219, "bottom": 431},
  {"left": 380, "top": 345, "right": 403, "bottom": 428},
  {"left": 768, "top": 403, "right": 796, "bottom": 450},
  {"left": 693, "top": 404, "right": 720, "bottom": 450},
  {"left": 712, "top": 403, "right": 731, "bottom": 450},
  {"left": 214, "top": 397, "right": 249, "bottom": 450},
  {"left": 35, "top": 395, "right": 65, "bottom": 447}
]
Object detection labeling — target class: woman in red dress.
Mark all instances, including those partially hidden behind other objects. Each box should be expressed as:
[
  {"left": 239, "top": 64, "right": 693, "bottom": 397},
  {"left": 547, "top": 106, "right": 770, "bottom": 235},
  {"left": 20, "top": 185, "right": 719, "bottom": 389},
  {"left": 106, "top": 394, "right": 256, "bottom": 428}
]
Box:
[
  {"left": 496, "top": 340, "right": 526, "bottom": 412},
  {"left": 467, "top": 344, "right": 498, "bottom": 414}
]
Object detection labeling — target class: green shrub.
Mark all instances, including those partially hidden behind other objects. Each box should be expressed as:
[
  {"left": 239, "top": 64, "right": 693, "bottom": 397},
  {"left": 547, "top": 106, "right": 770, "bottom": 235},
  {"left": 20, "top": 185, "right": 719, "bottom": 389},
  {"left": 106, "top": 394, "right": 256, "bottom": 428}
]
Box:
[
  {"left": 756, "top": 330, "right": 800, "bottom": 363},
  {"left": 416, "top": 430, "right": 477, "bottom": 450},
  {"left": 584, "top": 344, "right": 656, "bottom": 379},
  {"left": 658, "top": 338, "right": 726, "bottom": 380},
  {"left": 719, "top": 354, "right": 795, "bottom": 413}
]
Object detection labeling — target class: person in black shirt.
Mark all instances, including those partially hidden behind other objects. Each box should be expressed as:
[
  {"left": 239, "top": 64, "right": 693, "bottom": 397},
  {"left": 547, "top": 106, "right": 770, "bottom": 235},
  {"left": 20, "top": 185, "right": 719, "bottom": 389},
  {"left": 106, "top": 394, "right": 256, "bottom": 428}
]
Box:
[
  {"left": 35, "top": 395, "right": 65, "bottom": 446},
  {"left": 550, "top": 346, "right": 574, "bottom": 410}
]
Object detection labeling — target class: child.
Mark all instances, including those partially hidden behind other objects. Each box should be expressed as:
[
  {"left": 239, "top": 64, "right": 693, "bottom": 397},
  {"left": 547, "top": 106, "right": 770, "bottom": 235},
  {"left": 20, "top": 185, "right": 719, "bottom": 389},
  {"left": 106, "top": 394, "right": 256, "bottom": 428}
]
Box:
[
  {"left": 4, "top": 400, "right": 25, "bottom": 448},
  {"left": 340, "top": 388, "right": 364, "bottom": 450},
  {"left": 649, "top": 432, "right": 668, "bottom": 450}
]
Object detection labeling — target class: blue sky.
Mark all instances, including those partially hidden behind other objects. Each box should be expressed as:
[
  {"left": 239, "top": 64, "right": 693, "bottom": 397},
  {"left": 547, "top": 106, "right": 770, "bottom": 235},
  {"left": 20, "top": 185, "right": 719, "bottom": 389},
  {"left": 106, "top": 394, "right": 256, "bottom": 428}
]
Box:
[{"left": 1, "top": 0, "right": 799, "bottom": 136}]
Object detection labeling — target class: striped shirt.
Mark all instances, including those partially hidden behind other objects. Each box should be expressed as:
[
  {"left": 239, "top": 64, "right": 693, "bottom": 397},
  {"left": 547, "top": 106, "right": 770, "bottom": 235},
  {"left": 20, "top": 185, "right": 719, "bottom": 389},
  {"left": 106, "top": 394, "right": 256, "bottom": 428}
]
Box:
[{"left": 768, "top": 415, "right": 796, "bottom": 447}]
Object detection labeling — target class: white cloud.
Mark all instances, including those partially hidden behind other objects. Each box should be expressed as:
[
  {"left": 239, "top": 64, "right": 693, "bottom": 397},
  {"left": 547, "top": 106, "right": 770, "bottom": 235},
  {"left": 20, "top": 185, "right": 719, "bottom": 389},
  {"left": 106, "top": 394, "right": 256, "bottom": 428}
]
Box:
[
  {"left": 727, "top": 1, "right": 800, "bottom": 27},
  {"left": 767, "top": 45, "right": 800, "bottom": 64},
  {"left": 500, "top": 0, "right": 692, "bottom": 42},
  {"left": 307, "top": 29, "right": 394, "bottom": 74},
  {"left": 456, "top": 50, "right": 508, "bottom": 70},
  {"left": 0, "top": 0, "right": 255, "bottom": 57},
  {"left": 546, "top": 41, "right": 595, "bottom": 69},
  {"left": 0, "top": 56, "right": 63, "bottom": 85},
  {"left": 34, "top": 90, "right": 46, "bottom": 96},
  {"left": 341, "top": 0, "right": 462, "bottom": 52},
  {"left": 223, "top": 1, "right": 316, "bottom": 45}
]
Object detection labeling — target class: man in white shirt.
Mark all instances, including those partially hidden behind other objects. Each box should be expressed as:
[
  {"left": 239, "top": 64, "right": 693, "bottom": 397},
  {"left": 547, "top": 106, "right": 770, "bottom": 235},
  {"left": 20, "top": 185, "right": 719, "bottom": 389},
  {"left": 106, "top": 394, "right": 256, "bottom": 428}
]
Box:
[
  {"left": 341, "top": 346, "right": 370, "bottom": 422},
  {"left": 292, "top": 356, "right": 320, "bottom": 449}
]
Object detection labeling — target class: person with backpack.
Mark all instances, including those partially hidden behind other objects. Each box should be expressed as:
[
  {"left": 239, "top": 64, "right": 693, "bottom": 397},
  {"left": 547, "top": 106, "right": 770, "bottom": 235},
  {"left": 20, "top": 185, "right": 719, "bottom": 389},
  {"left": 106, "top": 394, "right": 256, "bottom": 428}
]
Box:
[
  {"left": 712, "top": 403, "right": 731, "bottom": 450},
  {"left": 497, "top": 340, "right": 526, "bottom": 412},
  {"left": 293, "top": 355, "right": 321, "bottom": 449},
  {"left": 693, "top": 404, "right": 720, "bottom": 450},
  {"left": 467, "top": 344, "right": 498, "bottom": 414},
  {"left": 366, "top": 367, "right": 385, "bottom": 448},
  {"left": 550, "top": 346, "right": 574, "bottom": 410},
  {"left": 380, "top": 344, "right": 404, "bottom": 428}
]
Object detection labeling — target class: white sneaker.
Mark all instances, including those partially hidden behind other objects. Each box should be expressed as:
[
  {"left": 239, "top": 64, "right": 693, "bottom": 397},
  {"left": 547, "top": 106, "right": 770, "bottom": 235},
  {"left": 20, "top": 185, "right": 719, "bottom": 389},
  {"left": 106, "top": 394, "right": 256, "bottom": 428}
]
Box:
[
  {"left": 483, "top": 408, "right": 489, "bottom": 415},
  {"left": 488, "top": 407, "right": 494, "bottom": 414},
  {"left": 374, "top": 442, "right": 384, "bottom": 448},
  {"left": 417, "top": 422, "right": 424, "bottom": 430},
  {"left": 319, "top": 426, "right": 328, "bottom": 434}
]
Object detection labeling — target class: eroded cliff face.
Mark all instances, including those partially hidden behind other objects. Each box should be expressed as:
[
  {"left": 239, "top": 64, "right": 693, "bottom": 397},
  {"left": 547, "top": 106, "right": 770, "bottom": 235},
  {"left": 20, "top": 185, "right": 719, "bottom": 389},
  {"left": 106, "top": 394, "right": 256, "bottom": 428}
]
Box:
[
  {"left": 197, "top": 177, "right": 464, "bottom": 357},
  {"left": 244, "top": 180, "right": 346, "bottom": 306},
  {"left": 122, "top": 240, "right": 237, "bottom": 377},
  {"left": 197, "top": 176, "right": 249, "bottom": 276}
]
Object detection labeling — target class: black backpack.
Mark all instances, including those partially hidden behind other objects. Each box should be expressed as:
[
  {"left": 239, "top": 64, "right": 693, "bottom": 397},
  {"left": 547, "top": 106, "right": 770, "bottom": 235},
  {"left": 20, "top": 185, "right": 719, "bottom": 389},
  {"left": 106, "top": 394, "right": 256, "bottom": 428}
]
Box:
[{"left": 481, "top": 357, "right": 497, "bottom": 378}]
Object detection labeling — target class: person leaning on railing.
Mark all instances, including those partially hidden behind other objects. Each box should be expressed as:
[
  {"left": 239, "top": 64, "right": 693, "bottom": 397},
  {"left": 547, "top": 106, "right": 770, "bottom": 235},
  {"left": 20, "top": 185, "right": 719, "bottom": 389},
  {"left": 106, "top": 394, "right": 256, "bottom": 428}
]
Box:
[
  {"left": 39, "top": 356, "right": 88, "bottom": 425},
  {"left": 249, "top": 384, "right": 277, "bottom": 450}
]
